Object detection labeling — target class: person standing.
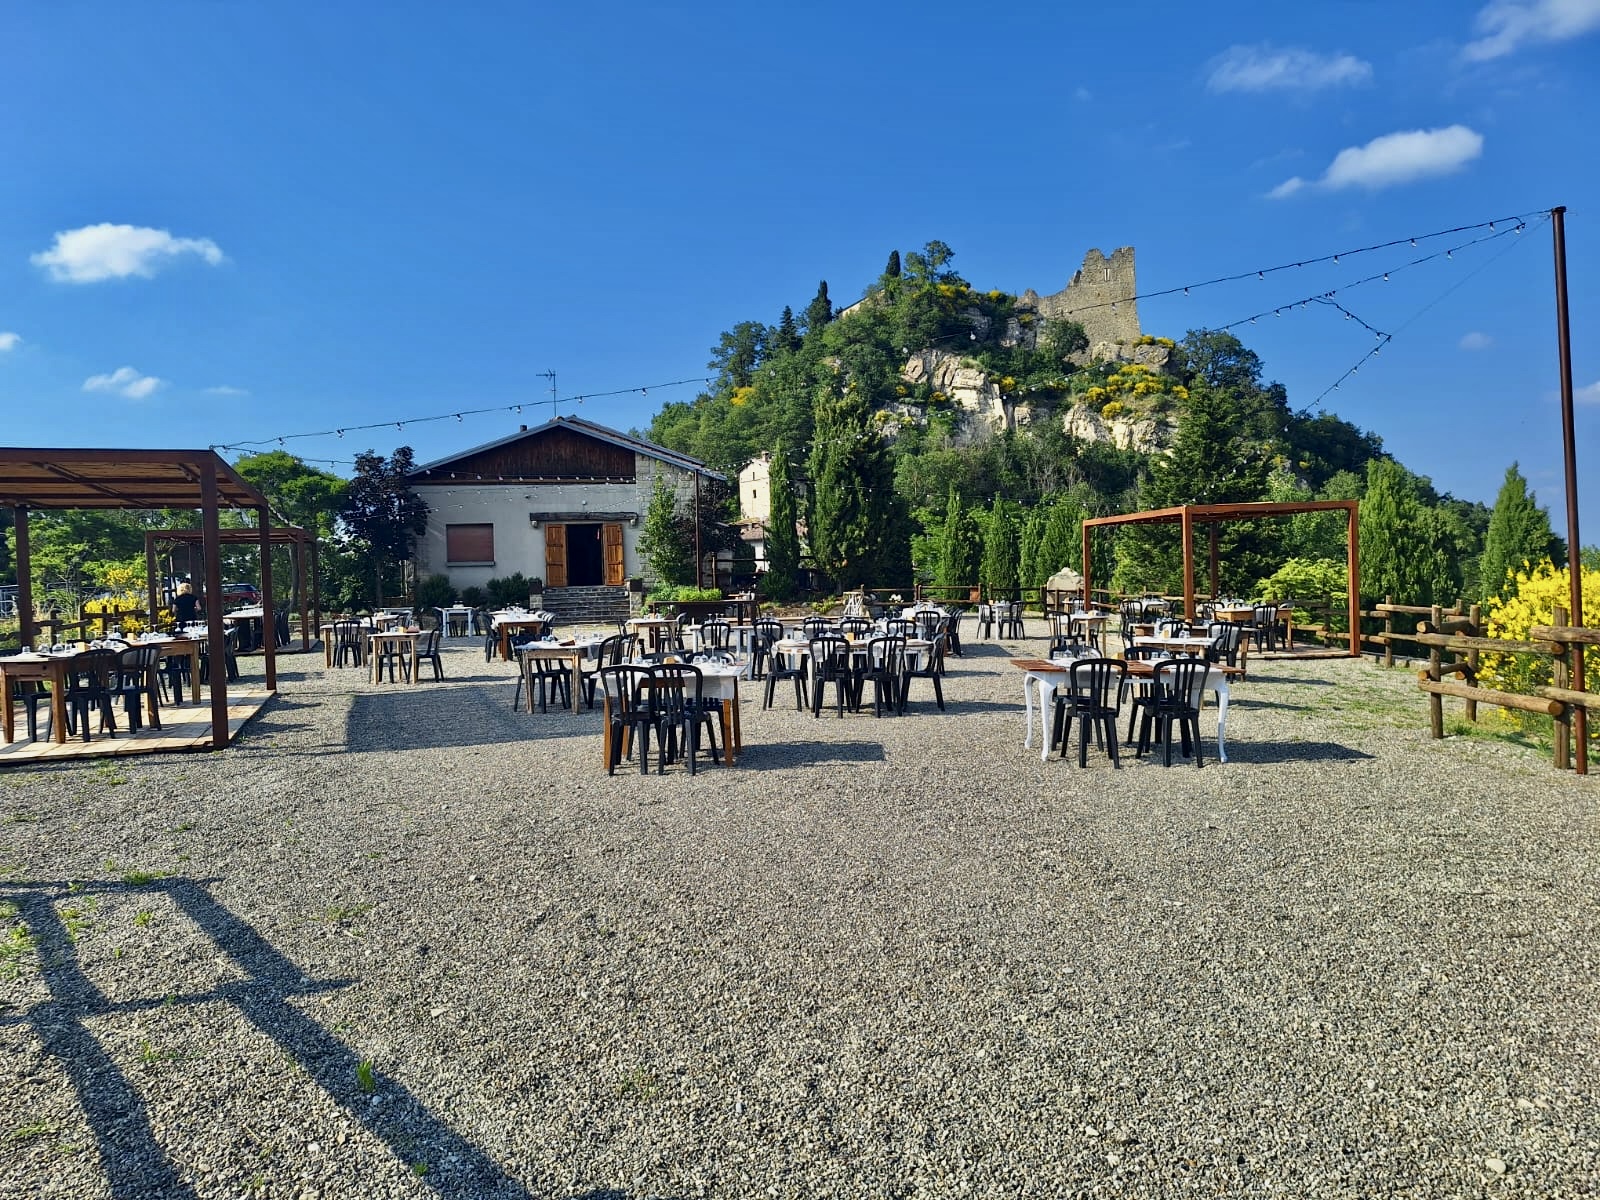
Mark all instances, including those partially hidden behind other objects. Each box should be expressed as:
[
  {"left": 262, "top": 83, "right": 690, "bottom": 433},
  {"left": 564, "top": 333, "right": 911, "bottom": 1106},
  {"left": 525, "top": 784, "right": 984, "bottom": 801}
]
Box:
[{"left": 172, "top": 582, "right": 201, "bottom": 627}]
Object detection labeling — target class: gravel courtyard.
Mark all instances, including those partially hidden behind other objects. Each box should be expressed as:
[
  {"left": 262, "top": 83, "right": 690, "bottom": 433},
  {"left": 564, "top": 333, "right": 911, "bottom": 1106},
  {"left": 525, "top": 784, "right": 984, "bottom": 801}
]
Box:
[{"left": 1, "top": 631, "right": 1596, "bottom": 1199}]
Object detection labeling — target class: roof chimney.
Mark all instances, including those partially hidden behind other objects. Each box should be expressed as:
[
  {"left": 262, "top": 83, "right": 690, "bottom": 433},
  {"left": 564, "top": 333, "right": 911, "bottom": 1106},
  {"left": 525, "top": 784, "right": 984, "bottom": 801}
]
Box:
[{"left": 519, "top": 424, "right": 528, "bottom": 432}]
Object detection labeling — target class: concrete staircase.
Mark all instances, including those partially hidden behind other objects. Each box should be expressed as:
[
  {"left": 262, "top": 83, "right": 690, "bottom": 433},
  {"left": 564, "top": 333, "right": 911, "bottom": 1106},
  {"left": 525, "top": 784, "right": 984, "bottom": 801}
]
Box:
[{"left": 540, "top": 585, "right": 633, "bottom": 628}]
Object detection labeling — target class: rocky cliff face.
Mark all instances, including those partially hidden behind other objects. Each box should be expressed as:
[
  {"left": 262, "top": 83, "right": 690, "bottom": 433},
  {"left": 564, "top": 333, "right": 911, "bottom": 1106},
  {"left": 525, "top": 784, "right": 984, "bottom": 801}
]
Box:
[{"left": 895, "top": 347, "right": 1171, "bottom": 454}]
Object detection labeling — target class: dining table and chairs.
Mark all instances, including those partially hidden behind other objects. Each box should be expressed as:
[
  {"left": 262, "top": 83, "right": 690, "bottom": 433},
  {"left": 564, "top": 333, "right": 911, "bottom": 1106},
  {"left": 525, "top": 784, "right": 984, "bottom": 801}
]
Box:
[{"left": 3, "top": 633, "right": 191, "bottom": 746}]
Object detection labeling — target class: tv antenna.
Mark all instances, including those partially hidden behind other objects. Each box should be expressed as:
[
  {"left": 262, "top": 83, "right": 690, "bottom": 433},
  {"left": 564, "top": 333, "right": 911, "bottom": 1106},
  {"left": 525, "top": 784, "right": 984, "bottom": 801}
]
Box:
[{"left": 538, "top": 369, "right": 557, "bottom": 417}]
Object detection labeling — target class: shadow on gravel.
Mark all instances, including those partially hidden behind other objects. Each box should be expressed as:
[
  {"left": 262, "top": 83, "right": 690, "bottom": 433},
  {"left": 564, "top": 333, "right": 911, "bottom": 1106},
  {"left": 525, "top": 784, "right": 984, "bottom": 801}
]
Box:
[
  {"left": 1225, "top": 741, "right": 1375, "bottom": 763},
  {"left": 345, "top": 688, "right": 599, "bottom": 752},
  {"left": 1226, "top": 697, "right": 1312, "bottom": 712},
  {"left": 737, "top": 741, "right": 887, "bottom": 767},
  {"left": 2, "top": 875, "right": 534, "bottom": 1199}
]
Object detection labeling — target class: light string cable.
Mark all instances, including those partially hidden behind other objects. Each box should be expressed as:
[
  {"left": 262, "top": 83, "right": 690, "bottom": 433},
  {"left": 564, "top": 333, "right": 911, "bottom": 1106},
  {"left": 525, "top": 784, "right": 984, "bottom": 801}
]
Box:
[
  {"left": 1294, "top": 210, "right": 1550, "bottom": 416},
  {"left": 210, "top": 375, "right": 713, "bottom": 457},
  {"left": 1056, "top": 206, "right": 1550, "bottom": 319}
]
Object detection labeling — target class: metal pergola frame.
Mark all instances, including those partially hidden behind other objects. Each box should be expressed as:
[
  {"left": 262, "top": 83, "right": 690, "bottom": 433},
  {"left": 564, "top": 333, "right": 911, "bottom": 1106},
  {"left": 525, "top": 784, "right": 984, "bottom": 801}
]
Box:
[
  {"left": 1081, "top": 499, "right": 1362, "bottom": 656},
  {"left": 0, "top": 447, "right": 278, "bottom": 749}
]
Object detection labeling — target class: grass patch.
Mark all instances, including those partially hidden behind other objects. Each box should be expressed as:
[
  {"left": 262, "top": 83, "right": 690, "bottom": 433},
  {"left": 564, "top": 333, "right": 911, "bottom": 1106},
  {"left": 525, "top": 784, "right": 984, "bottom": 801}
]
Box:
[
  {"left": 120, "top": 869, "right": 165, "bottom": 886},
  {"left": 355, "top": 1060, "right": 376, "bottom": 1094}
]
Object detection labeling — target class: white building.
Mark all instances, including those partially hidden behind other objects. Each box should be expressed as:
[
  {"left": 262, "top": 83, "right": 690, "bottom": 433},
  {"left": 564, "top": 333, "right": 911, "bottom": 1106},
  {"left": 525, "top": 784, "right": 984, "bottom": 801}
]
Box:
[{"left": 407, "top": 416, "right": 723, "bottom": 596}]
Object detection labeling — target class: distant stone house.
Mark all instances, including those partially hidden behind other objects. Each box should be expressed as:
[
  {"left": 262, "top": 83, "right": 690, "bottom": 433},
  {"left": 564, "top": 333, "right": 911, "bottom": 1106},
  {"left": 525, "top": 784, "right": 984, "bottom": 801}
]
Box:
[{"left": 407, "top": 416, "right": 724, "bottom": 605}]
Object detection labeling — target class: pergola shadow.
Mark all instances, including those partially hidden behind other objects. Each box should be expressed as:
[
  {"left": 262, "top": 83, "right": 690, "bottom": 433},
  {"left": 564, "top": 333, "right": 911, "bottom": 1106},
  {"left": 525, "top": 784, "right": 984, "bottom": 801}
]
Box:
[{"left": 2, "top": 876, "right": 533, "bottom": 1198}]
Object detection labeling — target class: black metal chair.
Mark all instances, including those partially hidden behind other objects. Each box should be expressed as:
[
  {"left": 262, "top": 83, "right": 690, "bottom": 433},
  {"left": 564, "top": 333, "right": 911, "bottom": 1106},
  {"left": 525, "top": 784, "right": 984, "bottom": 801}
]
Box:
[
  {"left": 1135, "top": 658, "right": 1210, "bottom": 768},
  {"left": 1055, "top": 657, "right": 1127, "bottom": 767}
]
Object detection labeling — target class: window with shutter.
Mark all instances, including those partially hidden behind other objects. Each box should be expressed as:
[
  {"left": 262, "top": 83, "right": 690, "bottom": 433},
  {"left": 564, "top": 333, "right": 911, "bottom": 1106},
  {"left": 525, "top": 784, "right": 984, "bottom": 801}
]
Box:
[{"left": 446, "top": 523, "right": 494, "bottom": 565}]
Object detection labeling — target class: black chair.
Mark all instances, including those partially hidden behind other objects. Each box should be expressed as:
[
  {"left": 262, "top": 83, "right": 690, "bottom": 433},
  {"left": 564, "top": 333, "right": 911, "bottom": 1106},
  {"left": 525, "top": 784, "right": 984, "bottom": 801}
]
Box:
[
  {"left": 1135, "top": 658, "right": 1210, "bottom": 768},
  {"left": 13, "top": 678, "right": 54, "bottom": 743},
  {"left": 1252, "top": 604, "right": 1280, "bottom": 653},
  {"left": 519, "top": 647, "right": 571, "bottom": 713},
  {"left": 333, "top": 620, "right": 366, "bottom": 668},
  {"left": 62, "top": 649, "right": 120, "bottom": 743},
  {"left": 808, "top": 633, "right": 854, "bottom": 719},
  {"left": 698, "top": 619, "right": 732, "bottom": 653},
  {"left": 801, "top": 616, "right": 833, "bottom": 640},
  {"left": 1205, "top": 622, "right": 1242, "bottom": 669},
  {"left": 198, "top": 629, "right": 240, "bottom": 684},
  {"left": 915, "top": 610, "right": 944, "bottom": 642},
  {"left": 414, "top": 628, "right": 444, "bottom": 681},
  {"left": 673, "top": 611, "right": 694, "bottom": 650},
  {"left": 581, "top": 633, "right": 634, "bottom": 707},
  {"left": 374, "top": 634, "right": 412, "bottom": 684},
  {"left": 942, "top": 610, "right": 966, "bottom": 657},
  {"left": 839, "top": 617, "right": 873, "bottom": 639},
  {"left": 480, "top": 610, "right": 499, "bottom": 662},
  {"left": 853, "top": 635, "right": 904, "bottom": 718},
  {"left": 885, "top": 618, "right": 919, "bottom": 640},
  {"left": 1000, "top": 601, "right": 1026, "bottom": 639},
  {"left": 115, "top": 644, "right": 163, "bottom": 732},
  {"left": 599, "top": 664, "right": 656, "bottom": 775},
  {"left": 762, "top": 631, "right": 808, "bottom": 711},
  {"left": 1055, "top": 657, "right": 1127, "bottom": 767},
  {"left": 649, "top": 662, "right": 721, "bottom": 775},
  {"left": 897, "top": 632, "right": 948, "bottom": 715},
  {"left": 750, "top": 619, "right": 784, "bottom": 682}
]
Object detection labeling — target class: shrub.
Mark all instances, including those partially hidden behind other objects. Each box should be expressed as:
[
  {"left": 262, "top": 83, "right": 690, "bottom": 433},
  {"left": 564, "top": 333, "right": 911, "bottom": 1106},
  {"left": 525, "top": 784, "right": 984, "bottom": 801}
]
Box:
[
  {"left": 1479, "top": 559, "right": 1600, "bottom": 739},
  {"left": 1254, "top": 558, "right": 1348, "bottom": 632},
  {"left": 486, "top": 572, "right": 536, "bottom": 608},
  {"left": 460, "top": 586, "right": 486, "bottom": 609},
  {"left": 414, "top": 573, "right": 455, "bottom": 610},
  {"left": 646, "top": 585, "right": 723, "bottom": 605},
  {"left": 1100, "top": 400, "right": 1124, "bottom": 420}
]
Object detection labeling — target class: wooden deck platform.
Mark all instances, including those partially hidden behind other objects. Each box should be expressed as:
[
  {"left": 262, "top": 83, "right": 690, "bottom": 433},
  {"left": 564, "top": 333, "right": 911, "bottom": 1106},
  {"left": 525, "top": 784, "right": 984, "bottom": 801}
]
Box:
[{"left": 0, "top": 688, "right": 275, "bottom": 766}]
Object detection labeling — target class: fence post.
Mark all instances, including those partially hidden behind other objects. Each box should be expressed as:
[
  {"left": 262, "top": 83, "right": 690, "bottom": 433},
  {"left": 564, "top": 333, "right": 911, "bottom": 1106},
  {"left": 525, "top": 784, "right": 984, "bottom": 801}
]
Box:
[
  {"left": 1465, "top": 602, "right": 1481, "bottom": 723},
  {"left": 1383, "top": 596, "right": 1394, "bottom": 668},
  {"left": 1553, "top": 605, "right": 1571, "bottom": 770},
  {"left": 1428, "top": 604, "right": 1445, "bottom": 739}
]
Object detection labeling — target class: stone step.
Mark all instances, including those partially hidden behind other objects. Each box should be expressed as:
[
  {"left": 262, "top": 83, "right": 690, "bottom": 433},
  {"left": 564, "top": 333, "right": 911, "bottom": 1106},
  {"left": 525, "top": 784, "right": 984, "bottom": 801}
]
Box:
[{"left": 538, "top": 585, "right": 636, "bottom": 626}]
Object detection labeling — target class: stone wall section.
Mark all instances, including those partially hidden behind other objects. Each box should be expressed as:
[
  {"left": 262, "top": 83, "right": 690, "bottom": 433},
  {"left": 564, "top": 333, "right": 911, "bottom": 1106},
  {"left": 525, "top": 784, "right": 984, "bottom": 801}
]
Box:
[{"left": 1022, "top": 246, "right": 1140, "bottom": 350}]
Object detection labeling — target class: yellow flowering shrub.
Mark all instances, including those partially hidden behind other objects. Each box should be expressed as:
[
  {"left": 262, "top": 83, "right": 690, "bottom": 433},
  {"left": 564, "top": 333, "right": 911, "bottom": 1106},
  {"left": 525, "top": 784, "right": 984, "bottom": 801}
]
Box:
[
  {"left": 1101, "top": 400, "right": 1125, "bottom": 420},
  {"left": 730, "top": 386, "right": 755, "bottom": 408},
  {"left": 1478, "top": 558, "right": 1600, "bottom": 732}
]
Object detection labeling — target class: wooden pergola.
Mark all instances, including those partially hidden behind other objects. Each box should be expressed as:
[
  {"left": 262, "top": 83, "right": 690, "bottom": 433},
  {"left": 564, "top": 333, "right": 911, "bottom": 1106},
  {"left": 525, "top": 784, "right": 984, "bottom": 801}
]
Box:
[
  {"left": 0, "top": 448, "right": 278, "bottom": 748},
  {"left": 1081, "top": 499, "right": 1362, "bottom": 657},
  {"left": 144, "top": 525, "right": 319, "bottom": 652}
]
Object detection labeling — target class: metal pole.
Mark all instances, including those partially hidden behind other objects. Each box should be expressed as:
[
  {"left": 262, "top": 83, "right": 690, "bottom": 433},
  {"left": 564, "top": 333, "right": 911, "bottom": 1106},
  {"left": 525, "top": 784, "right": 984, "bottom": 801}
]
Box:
[
  {"left": 694, "top": 472, "right": 703, "bottom": 589},
  {"left": 1551, "top": 206, "right": 1586, "bottom": 772}
]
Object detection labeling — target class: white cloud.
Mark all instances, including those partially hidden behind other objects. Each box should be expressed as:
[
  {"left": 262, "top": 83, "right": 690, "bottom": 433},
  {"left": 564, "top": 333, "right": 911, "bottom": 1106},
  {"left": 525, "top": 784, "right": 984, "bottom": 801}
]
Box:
[
  {"left": 84, "top": 366, "right": 163, "bottom": 400},
  {"left": 1459, "top": 331, "right": 1494, "bottom": 350},
  {"left": 1270, "top": 125, "right": 1484, "bottom": 197},
  {"left": 1073, "top": 86, "right": 1092, "bottom": 102},
  {"left": 1577, "top": 380, "right": 1600, "bottom": 404},
  {"left": 204, "top": 384, "right": 249, "bottom": 396},
  {"left": 1463, "top": 0, "right": 1600, "bottom": 60},
  {"left": 0, "top": 331, "right": 19, "bottom": 353},
  {"left": 1207, "top": 44, "right": 1373, "bottom": 92},
  {"left": 32, "top": 223, "right": 224, "bottom": 283}
]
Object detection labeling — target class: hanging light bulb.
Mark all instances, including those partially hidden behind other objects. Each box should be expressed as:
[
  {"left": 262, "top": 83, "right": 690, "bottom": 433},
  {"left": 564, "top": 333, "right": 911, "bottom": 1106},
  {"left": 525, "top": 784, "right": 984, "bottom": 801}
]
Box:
[
  {"left": 514, "top": 404, "right": 521, "bottom": 414},
  {"left": 1258, "top": 271, "right": 1264, "bottom": 280},
  {"left": 1183, "top": 287, "right": 1189, "bottom": 296},
  {"left": 396, "top": 422, "right": 404, "bottom": 431},
  {"left": 1410, "top": 238, "right": 1417, "bottom": 247},
  {"left": 336, "top": 429, "right": 344, "bottom": 438},
  {"left": 456, "top": 413, "right": 463, "bottom": 421},
  {"left": 1446, "top": 249, "right": 1453, "bottom": 259},
  {"left": 1332, "top": 254, "right": 1339, "bottom": 264},
  {"left": 1489, "top": 221, "right": 1495, "bottom": 230},
  {"left": 1382, "top": 272, "right": 1389, "bottom": 281}
]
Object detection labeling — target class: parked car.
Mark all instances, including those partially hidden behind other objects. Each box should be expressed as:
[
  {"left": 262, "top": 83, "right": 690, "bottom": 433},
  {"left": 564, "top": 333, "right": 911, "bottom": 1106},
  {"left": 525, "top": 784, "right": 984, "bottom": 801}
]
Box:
[{"left": 220, "top": 582, "right": 260, "bottom": 606}]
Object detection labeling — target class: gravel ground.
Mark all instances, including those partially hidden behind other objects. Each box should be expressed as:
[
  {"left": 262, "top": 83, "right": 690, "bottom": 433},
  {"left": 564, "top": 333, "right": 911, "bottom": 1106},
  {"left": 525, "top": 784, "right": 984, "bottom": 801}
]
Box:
[{"left": 1, "top": 625, "right": 1596, "bottom": 1199}]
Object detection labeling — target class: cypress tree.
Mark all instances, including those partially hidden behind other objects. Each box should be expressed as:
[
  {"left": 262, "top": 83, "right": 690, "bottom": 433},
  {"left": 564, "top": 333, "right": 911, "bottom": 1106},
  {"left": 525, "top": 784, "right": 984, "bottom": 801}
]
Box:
[
  {"left": 981, "top": 497, "right": 1020, "bottom": 599},
  {"left": 803, "top": 281, "right": 833, "bottom": 336},
  {"left": 1479, "top": 462, "right": 1562, "bottom": 600},
  {"left": 807, "top": 385, "right": 895, "bottom": 586},
  {"left": 884, "top": 250, "right": 901, "bottom": 278},
  {"left": 764, "top": 442, "right": 801, "bottom": 600},
  {"left": 936, "top": 487, "right": 980, "bottom": 596}
]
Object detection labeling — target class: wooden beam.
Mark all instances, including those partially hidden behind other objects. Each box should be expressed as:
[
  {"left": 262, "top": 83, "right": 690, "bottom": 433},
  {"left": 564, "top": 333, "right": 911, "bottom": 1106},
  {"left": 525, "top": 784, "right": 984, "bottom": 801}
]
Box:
[{"left": 1418, "top": 677, "right": 1564, "bottom": 716}]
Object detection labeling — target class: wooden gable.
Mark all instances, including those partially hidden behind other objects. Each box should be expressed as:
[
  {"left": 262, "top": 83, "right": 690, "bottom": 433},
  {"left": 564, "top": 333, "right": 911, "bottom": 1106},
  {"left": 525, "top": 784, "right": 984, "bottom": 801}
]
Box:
[{"left": 412, "top": 425, "right": 636, "bottom": 483}]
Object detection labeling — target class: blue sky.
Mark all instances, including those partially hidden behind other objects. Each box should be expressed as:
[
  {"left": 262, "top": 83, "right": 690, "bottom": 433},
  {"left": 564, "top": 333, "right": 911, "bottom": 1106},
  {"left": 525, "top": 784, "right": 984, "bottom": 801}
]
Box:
[{"left": 2, "top": 0, "right": 1597, "bottom": 537}]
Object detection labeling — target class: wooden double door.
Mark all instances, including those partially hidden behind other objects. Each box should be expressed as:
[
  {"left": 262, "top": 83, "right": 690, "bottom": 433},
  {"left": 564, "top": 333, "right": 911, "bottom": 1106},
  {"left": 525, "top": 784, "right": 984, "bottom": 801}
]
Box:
[{"left": 544, "top": 522, "right": 625, "bottom": 588}]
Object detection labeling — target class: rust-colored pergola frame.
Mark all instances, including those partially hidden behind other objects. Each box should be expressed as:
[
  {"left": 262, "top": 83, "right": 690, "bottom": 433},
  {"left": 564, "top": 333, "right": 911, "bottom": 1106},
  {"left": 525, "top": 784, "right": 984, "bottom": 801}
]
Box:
[
  {"left": 1081, "top": 499, "right": 1362, "bottom": 656},
  {"left": 0, "top": 447, "right": 277, "bottom": 749},
  {"left": 144, "top": 526, "right": 320, "bottom": 653}
]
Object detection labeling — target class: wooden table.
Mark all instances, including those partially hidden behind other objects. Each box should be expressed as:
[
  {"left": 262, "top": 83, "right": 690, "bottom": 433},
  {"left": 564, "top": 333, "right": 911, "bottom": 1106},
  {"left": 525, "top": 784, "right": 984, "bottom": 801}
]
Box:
[
  {"left": 154, "top": 635, "right": 205, "bottom": 705},
  {"left": 600, "top": 662, "right": 743, "bottom": 768},
  {"left": 1213, "top": 605, "right": 1294, "bottom": 645},
  {"left": 493, "top": 615, "right": 548, "bottom": 661},
  {"left": 320, "top": 620, "right": 377, "bottom": 668},
  {"left": 627, "top": 616, "right": 682, "bottom": 655},
  {"left": 368, "top": 630, "right": 420, "bottom": 684},
  {"left": 518, "top": 640, "right": 603, "bottom": 714},
  {"left": 1132, "top": 635, "right": 1216, "bottom": 656},
  {"left": 1, "top": 653, "right": 71, "bottom": 744}
]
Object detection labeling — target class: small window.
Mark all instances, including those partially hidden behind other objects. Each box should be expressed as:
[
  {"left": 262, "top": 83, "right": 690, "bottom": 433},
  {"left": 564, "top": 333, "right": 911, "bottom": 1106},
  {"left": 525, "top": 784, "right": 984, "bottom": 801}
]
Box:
[
  {"left": 446, "top": 523, "right": 494, "bottom": 565},
  {"left": 1103, "top": 267, "right": 1112, "bottom": 281}
]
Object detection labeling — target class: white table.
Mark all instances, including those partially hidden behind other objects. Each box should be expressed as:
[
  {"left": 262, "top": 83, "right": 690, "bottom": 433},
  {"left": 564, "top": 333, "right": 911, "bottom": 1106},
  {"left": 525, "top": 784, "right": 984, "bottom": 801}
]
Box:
[
  {"left": 600, "top": 661, "right": 744, "bottom": 766},
  {"left": 1019, "top": 656, "right": 1232, "bottom": 763},
  {"left": 518, "top": 637, "right": 605, "bottom": 713},
  {"left": 440, "top": 605, "right": 474, "bottom": 637},
  {"left": 1132, "top": 635, "right": 1215, "bottom": 656}
]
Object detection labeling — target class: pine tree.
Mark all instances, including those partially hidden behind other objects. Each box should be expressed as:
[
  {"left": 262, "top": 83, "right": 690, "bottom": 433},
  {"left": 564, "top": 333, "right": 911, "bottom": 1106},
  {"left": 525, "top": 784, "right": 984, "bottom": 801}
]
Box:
[
  {"left": 1479, "top": 462, "right": 1563, "bottom": 600},
  {"left": 774, "top": 306, "right": 801, "bottom": 354},
  {"left": 764, "top": 441, "right": 801, "bottom": 600}
]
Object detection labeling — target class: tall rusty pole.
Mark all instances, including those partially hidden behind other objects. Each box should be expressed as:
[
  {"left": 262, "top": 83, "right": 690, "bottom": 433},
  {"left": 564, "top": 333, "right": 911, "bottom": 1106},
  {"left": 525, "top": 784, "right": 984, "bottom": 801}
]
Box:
[{"left": 1552, "top": 206, "right": 1587, "bottom": 773}]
